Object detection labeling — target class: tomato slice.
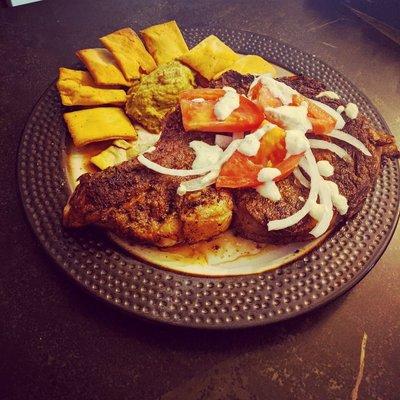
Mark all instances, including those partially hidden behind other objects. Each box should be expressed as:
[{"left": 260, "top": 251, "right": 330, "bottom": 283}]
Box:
[
  {"left": 216, "top": 126, "right": 303, "bottom": 189},
  {"left": 179, "top": 89, "right": 264, "bottom": 133},
  {"left": 274, "top": 153, "right": 304, "bottom": 181},
  {"left": 292, "top": 94, "right": 335, "bottom": 135},
  {"left": 251, "top": 125, "right": 286, "bottom": 165},
  {"left": 249, "top": 81, "right": 283, "bottom": 109},
  {"left": 216, "top": 151, "right": 262, "bottom": 188}
]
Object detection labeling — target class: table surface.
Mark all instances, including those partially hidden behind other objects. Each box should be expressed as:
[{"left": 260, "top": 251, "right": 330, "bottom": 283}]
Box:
[{"left": 1, "top": 1, "right": 399, "bottom": 399}]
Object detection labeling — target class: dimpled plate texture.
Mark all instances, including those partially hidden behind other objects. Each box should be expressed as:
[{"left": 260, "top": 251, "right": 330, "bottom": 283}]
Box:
[{"left": 18, "top": 27, "right": 400, "bottom": 329}]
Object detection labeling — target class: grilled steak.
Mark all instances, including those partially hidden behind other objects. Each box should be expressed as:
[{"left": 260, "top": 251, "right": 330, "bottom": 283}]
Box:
[
  {"left": 232, "top": 74, "right": 399, "bottom": 243},
  {"left": 64, "top": 71, "right": 398, "bottom": 246},
  {"left": 63, "top": 109, "right": 233, "bottom": 247}
]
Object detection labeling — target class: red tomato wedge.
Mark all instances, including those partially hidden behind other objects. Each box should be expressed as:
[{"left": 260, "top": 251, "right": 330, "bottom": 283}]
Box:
[
  {"left": 250, "top": 126, "right": 286, "bottom": 166},
  {"left": 249, "top": 81, "right": 283, "bottom": 109},
  {"left": 274, "top": 153, "right": 304, "bottom": 181},
  {"left": 216, "top": 126, "right": 304, "bottom": 189},
  {"left": 179, "top": 89, "right": 264, "bottom": 133},
  {"left": 216, "top": 152, "right": 261, "bottom": 188},
  {"left": 292, "top": 94, "right": 335, "bottom": 135}
]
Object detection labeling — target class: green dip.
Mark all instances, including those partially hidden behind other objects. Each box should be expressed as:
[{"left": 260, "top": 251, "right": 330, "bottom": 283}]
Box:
[{"left": 125, "top": 61, "right": 195, "bottom": 133}]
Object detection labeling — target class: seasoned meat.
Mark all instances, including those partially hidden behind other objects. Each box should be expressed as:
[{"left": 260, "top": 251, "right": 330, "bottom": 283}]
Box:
[
  {"left": 209, "top": 70, "right": 254, "bottom": 94},
  {"left": 63, "top": 109, "right": 233, "bottom": 247},
  {"left": 233, "top": 75, "right": 398, "bottom": 243},
  {"left": 64, "top": 72, "right": 398, "bottom": 247}
]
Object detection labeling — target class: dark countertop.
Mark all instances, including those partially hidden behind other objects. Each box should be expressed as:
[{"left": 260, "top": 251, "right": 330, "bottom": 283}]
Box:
[{"left": 1, "top": 1, "right": 399, "bottom": 399}]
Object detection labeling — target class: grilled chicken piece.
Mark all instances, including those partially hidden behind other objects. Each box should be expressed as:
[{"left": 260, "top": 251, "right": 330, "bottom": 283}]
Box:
[{"left": 63, "top": 109, "right": 233, "bottom": 247}]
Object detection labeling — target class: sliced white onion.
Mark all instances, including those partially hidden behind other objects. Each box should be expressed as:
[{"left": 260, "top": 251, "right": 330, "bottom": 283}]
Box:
[
  {"left": 293, "top": 167, "right": 310, "bottom": 188},
  {"left": 328, "top": 129, "right": 371, "bottom": 156},
  {"left": 219, "top": 139, "right": 242, "bottom": 165},
  {"left": 137, "top": 154, "right": 211, "bottom": 177},
  {"left": 310, "top": 180, "right": 333, "bottom": 237},
  {"left": 308, "top": 139, "right": 351, "bottom": 161},
  {"left": 177, "top": 140, "right": 242, "bottom": 195},
  {"left": 268, "top": 149, "right": 320, "bottom": 231},
  {"left": 215, "top": 134, "right": 233, "bottom": 149},
  {"left": 310, "top": 99, "right": 345, "bottom": 130},
  {"left": 177, "top": 169, "right": 220, "bottom": 195}
]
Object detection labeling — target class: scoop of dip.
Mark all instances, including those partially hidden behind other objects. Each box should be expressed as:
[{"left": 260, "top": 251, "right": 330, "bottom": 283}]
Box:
[{"left": 125, "top": 61, "right": 195, "bottom": 133}]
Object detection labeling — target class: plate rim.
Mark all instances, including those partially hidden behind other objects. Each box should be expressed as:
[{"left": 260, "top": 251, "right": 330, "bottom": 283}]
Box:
[{"left": 17, "top": 26, "right": 400, "bottom": 329}]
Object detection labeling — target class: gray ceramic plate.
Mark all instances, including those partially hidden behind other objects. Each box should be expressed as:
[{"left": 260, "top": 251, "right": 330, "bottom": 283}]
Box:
[{"left": 18, "top": 27, "right": 400, "bottom": 329}]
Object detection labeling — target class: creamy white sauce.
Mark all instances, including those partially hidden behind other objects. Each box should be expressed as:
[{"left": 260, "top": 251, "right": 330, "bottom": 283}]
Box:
[
  {"left": 311, "top": 99, "right": 345, "bottom": 130},
  {"left": 189, "top": 141, "right": 223, "bottom": 170},
  {"left": 265, "top": 102, "right": 312, "bottom": 132},
  {"left": 256, "top": 167, "right": 282, "bottom": 202},
  {"left": 317, "top": 160, "right": 334, "bottom": 177},
  {"left": 285, "top": 129, "right": 310, "bottom": 156},
  {"left": 238, "top": 133, "right": 260, "bottom": 156},
  {"left": 237, "top": 122, "right": 276, "bottom": 157},
  {"left": 252, "top": 122, "right": 276, "bottom": 139},
  {"left": 316, "top": 91, "right": 340, "bottom": 100},
  {"left": 191, "top": 97, "right": 205, "bottom": 103},
  {"left": 177, "top": 140, "right": 242, "bottom": 195},
  {"left": 336, "top": 105, "right": 345, "bottom": 114},
  {"left": 214, "top": 87, "right": 240, "bottom": 121},
  {"left": 345, "top": 102, "right": 359, "bottom": 119},
  {"left": 257, "top": 181, "right": 281, "bottom": 202},
  {"left": 257, "top": 75, "right": 297, "bottom": 105},
  {"left": 257, "top": 167, "right": 281, "bottom": 182},
  {"left": 326, "top": 180, "right": 348, "bottom": 215}
]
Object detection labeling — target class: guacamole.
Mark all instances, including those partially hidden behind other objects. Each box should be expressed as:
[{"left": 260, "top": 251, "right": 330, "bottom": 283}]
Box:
[{"left": 125, "top": 61, "right": 195, "bottom": 133}]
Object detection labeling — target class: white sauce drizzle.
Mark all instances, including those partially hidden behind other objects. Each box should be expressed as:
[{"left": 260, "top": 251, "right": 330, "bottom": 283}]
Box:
[
  {"left": 257, "top": 75, "right": 297, "bottom": 105},
  {"left": 191, "top": 98, "right": 205, "bottom": 103},
  {"left": 345, "top": 102, "right": 359, "bottom": 119},
  {"left": 317, "top": 160, "right": 334, "bottom": 177},
  {"left": 256, "top": 167, "right": 282, "bottom": 202},
  {"left": 316, "top": 91, "right": 340, "bottom": 100},
  {"left": 257, "top": 182, "right": 281, "bottom": 202},
  {"left": 237, "top": 122, "right": 276, "bottom": 157},
  {"left": 189, "top": 141, "right": 223, "bottom": 170},
  {"left": 265, "top": 102, "right": 312, "bottom": 131},
  {"left": 214, "top": 86, "right": 240, "bottom": 121},
  {"left": 326, "top": 180, "right": 349, "bottom": 215},
  {"left": 238, "top": 133, "right": 260, "bottom": 156},
  {"left": 285, "top": 129, "right": 310, "bottom": 156}
]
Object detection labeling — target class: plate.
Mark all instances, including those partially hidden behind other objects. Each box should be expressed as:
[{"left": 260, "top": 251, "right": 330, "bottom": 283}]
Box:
[{"left": 18, "top": 27, "right": 400, "bottom": 328}]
